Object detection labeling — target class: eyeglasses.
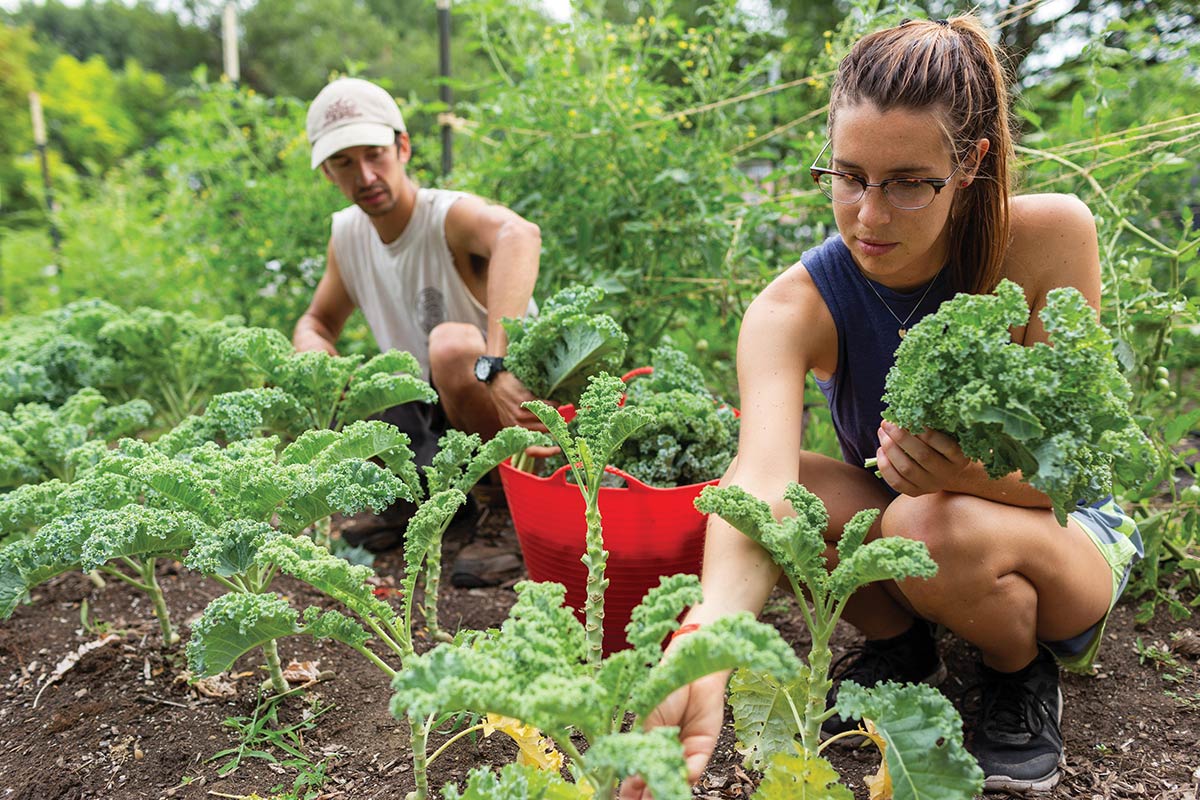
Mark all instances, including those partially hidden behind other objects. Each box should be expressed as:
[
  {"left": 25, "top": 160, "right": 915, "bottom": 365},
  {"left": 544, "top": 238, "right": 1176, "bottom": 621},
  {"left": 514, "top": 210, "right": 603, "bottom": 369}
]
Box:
[{"left": 809, "top": 140, "right": 959, "bottom": 210}]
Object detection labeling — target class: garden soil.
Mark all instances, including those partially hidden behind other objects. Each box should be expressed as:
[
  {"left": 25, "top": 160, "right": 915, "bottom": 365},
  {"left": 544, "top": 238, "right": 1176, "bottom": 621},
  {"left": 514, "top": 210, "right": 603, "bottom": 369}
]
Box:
[{"left": 1, "top": 493, "right": 1197, "bottom": 800}]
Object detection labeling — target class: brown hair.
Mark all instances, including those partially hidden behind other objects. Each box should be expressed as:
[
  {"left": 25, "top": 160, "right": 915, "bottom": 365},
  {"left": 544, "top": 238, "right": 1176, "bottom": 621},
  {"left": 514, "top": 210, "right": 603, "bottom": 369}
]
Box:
[{"left": 828, "top": 16, "right": 1015, "bottom": 295}]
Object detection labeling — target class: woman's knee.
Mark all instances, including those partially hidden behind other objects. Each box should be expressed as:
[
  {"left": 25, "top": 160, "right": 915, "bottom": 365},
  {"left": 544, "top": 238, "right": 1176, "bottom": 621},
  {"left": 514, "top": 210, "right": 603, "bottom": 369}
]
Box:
[{"left": 880, "top": 492, "right": 975, "bottom": 567}]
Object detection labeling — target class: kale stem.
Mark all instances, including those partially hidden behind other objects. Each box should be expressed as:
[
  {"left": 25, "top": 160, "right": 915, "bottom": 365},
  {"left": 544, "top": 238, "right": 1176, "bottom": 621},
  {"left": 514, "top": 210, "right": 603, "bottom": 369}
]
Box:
[
  {"left": 423, "top": 528, "right": 450, "bottom": 643},
  {"left": 312, "top": 516, "right": 332, "bottom": 549},
  {"left": 409, "top": 712, "right": 435, "bottom": 800},
  {"left": 581, "top": 492, "right": 610, "bottom": 668},
  {"left": 426, "top": 723, "right": 488, "bottom": 767},
  {"left": 139, "top": 558, "right": 179, "bottom": 646},
  {"left": 351, "top": 643, "right": 397, "bottom": 679},
  {"left": 262, "top": 638, "right": 290, "bottom": 695}
]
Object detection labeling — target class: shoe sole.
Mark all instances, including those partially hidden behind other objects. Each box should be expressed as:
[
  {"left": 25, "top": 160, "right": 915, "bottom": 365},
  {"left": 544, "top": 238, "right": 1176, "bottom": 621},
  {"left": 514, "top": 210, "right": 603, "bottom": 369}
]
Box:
[
  {"left": 820, "top": 660, "right": 949, "bottom": 745},
  {"left": 982, "top": 687, "right": 1065, "bottom": 794}
]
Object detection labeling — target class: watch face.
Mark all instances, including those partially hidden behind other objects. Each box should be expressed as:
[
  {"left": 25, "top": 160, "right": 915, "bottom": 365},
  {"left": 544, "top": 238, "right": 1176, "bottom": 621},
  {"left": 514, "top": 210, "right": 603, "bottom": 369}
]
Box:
[{"left": 474, "top": 356, "right": 491, "bottom": 382}]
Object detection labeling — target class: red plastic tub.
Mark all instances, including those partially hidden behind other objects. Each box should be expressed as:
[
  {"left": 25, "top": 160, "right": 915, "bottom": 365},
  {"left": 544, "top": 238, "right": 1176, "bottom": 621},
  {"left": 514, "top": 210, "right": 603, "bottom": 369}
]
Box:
[{"left": 498, "top": 459, "right": 714, "bottom": 655}]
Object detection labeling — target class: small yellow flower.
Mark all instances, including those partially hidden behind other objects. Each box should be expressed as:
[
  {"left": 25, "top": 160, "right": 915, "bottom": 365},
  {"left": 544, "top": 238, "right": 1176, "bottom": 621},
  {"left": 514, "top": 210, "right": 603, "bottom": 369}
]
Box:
[
  {"left": 606, "top": 33, "right": 616, "bottom": 43},
  {"left": 825, "top": 40, "right": 833, "bottom": 55},
  {"left": 561, "top": 69, "right": 571, "bottom": 78},
  {"left": 678, "top": 40, "right": 689, "bottom": 49},
  {"left": 636, "top": 16, "right": 646, "bottom": 25},
  {"left": 568, "top": 109, "right": 577, "bottom": 118},
  {"left": 688, "top": 27, "right": 697, "bottom": 34},
  {"left": 648, "top": 15, "right": 656, "bottom": 24},
  {"left": 246, "top": 88, "right": 256, "bottom": 97},
  {"left": 684, "top": 59, "right": 694, "bottom": 68}
]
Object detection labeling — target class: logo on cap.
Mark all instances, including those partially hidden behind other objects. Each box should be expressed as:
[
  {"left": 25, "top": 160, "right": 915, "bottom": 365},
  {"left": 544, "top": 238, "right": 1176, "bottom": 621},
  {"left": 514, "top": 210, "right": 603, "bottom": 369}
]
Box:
[{"left": 324, "top": 98, "right": 362, "bottom": 126}]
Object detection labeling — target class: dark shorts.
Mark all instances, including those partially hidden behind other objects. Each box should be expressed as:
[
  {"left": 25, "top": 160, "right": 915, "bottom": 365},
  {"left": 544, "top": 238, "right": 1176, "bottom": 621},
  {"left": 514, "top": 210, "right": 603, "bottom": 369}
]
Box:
[{"left": 374, "top": 396, "right": 450, "bottom": 470}]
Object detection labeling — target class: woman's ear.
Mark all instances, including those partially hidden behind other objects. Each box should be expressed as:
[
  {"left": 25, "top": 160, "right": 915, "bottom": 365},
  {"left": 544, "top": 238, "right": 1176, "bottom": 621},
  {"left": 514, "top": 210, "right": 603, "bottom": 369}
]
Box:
[{"left": 959, "top": 137, "right": 990, "bottom": 188}]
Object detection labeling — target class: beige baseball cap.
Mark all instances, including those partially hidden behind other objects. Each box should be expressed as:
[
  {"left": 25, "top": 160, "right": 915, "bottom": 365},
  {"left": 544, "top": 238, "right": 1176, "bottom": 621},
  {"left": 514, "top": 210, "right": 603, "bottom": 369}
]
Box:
[{"left": 306, "top": 78, "right": 407, "bottom": 169}]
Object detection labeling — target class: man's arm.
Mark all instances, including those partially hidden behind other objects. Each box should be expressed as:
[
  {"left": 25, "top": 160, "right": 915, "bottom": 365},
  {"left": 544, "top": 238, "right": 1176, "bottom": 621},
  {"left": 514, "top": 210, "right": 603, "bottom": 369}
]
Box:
[
  {"left": 293, "top": 239, "right": 357, "bottom": 355},
  {"left": 443, "top": 195, "right": 541, "bottom": 359},
  {"left": 444, "top": 196, "right": 543, "bottom": 430}
]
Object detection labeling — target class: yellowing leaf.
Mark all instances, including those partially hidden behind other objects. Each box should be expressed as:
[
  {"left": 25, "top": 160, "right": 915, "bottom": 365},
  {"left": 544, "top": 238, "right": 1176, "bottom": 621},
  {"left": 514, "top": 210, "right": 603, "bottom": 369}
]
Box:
[
  {"left": 860, "top": 720, "right": 893, "bottom": 800},
  {"left": 483, "top": 714, "right": 564, "bottom": 771}
]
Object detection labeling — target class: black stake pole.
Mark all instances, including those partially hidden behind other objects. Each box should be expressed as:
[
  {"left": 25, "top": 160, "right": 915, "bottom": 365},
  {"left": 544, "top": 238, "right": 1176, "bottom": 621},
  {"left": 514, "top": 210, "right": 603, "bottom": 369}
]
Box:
[
  {"left": 29, "top": 92, "right": 62, "bottom": 257},
  {"left": 438, "top": 0, "right": 453, "bottom": 177}
]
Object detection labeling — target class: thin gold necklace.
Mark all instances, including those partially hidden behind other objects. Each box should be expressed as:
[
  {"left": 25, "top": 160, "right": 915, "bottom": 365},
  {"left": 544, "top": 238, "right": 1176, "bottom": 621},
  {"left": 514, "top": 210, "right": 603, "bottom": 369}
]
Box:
[{"left": 858, "top": 265, "right": 946, "bottom": 338}]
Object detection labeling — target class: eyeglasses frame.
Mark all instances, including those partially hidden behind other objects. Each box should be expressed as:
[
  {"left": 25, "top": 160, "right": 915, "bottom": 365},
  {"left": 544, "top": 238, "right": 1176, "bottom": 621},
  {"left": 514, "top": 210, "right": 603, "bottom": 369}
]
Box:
[{"left": 808, "top": 140, "right": 960, "bottom": 211}]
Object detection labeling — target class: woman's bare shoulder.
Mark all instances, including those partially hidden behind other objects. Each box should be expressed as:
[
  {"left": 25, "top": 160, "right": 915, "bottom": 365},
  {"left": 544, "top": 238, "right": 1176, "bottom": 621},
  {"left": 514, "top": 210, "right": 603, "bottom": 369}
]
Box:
[
  {"left": 741, "top": 260, "right": 837, "bottom": 375},
  {"left": 1005, "top": 193, "right": 1101, "bottom": 299}
]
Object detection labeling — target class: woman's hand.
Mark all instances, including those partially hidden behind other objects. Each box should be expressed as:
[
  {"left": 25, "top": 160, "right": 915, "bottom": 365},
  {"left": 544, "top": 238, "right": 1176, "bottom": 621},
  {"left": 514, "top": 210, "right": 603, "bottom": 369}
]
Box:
[
  {"left": 618, "top": 670, "right": 729, "bottom": 800},
  {"left": 875, "top": 420, "right": 971, "bottom": 496}
]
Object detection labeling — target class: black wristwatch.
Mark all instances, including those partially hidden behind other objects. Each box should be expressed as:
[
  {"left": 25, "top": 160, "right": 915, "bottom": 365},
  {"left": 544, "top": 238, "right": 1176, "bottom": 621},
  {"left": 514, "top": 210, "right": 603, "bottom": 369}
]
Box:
[{"left": 473, "top": 355, "right": 506, "bottom": 383}]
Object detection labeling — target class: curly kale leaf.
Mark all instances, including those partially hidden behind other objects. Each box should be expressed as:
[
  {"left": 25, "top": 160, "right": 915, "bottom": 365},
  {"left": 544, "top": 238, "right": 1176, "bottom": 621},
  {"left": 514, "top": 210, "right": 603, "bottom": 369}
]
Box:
[
  {"left": 585, "top": 729, "right": 690, "bottom": 800},
  {"left": 338, "top": 352, "right": 437, "bottom": 426},
  {"left": 443, "top": 763, "right": 587, "bottom": 800},
  {"left": 73, "top": 505, "right": 204, "bottom": 571},
  {"left": 630, "top": 613, "right": 803, "bottom": 718},
  {"left": 624, "top": 345, "right": 709, "bottom": 402},
  {"left": 303, "top": 419, "right": 422, "bottom": 500},
  {"left": 836, "top": 681, "right": 984, "bottom": 800},
  {"left": 258, "top": 535, "right": 397, "bottom": 625},
  {"left": 186, "top": 519, "right": 279, "bottom": 577},
  {"left": 187, "top": 592, "right": 302, "bottom": 677},
  {"left": 827, "top": 537, "right": 937, "bottom": 600},
  {"left": 99, "top": 309, "right": 250, "bottom": 424},
  {"left": 0, "top": 389, "right": 153, "bottom": 486},
  {"left": 728, "top": 668, "right": 811, "bottom": 772},
  {"left": 752, "top": 745, "right": 852, "bottom": 800},
  {"left": 883, "top": 279, "right": 1154, "bottom": 524},
  {"left": 277, "top": 459, "right": 406, "bottom": 533},
  {"left": 400, "top": 489, "right": 467, "bottom": 606},
  {"left": 695, "top": 484, "right": 828, "bottom": 594},
  {"left": 624, "top": 573, "right": 704, "bottom": 657},
  {"left": 615, "top": 391, "right": 738, "bottom": 487},
  {"left": 574, "top": 374, "right": 653, "bottom": 474},
  {"left": 392, "top": 581, "right": 605, "bottom": 738},
  {"left": 503, "top": 285, "right": 628, "bottom": 404},
  {"left": 457, "top": 426, "right": 550, "bottom": 493}
]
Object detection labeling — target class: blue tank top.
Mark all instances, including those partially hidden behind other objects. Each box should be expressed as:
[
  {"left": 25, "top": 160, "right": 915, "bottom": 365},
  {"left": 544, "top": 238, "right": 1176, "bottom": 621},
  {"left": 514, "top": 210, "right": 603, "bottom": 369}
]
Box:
[{"left": 802, "top": 235, "right": 955, "bottom": 475}]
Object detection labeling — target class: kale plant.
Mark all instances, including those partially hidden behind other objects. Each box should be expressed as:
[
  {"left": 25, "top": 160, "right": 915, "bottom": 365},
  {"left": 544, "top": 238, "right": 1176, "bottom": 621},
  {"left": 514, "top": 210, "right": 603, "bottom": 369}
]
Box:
[
  {"left": 502, "top": 285, "right": 628, "bottom": 405},
  {"left": 392, "top": 577, "right": 801, "bottom": 800},
  {"left": 881, "top": 279, "right": 1154, "bottom": 524},
  {"left": 98, "top": 307, "right": 258, "bottom": 425},
  {"left": 185, "top": 425, "right": 543, "bottom": 797},
  {"left": 219, "top": 327, "right": 437, "bottom": 435},
  {"left": 0, "top": 388, "right": 153, "bottom": 488},
  {"left": 695, "top": 484, "right": 984, "bottom": 799},
  {"left": 523, "top": 373, "right": 652, "bottom": 663}
]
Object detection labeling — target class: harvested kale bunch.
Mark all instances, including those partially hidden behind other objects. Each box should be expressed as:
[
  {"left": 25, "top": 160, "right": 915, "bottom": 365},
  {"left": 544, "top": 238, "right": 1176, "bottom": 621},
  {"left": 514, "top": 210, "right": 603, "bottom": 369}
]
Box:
[
  {"left": 502, "top": 285, "right": 628, "bottom": 405},
  {"left": 616, "top": 346, "right": 739, "bottom": 488},
  {"left": 882, "top": 279, "right": 1154, "bottom": 524}
]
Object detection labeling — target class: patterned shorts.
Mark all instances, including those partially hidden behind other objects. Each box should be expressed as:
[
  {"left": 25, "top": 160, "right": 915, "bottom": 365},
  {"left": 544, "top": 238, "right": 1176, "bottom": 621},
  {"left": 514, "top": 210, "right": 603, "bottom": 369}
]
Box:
[{"left": 1043, "top": 496, "right": 1143, "bottom": 673}]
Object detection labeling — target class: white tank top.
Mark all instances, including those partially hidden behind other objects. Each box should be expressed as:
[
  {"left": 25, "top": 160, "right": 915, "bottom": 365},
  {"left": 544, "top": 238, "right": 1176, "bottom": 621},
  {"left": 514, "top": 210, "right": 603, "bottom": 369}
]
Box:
[{"left": 331, "top": 188, "right": 531, "bottom": 380}]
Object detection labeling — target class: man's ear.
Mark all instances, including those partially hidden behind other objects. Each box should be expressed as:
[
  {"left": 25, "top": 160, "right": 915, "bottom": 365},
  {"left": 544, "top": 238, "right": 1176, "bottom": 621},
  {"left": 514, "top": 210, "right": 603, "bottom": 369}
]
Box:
[{"left": 396, "top": 131, "right": 412, "bottom": 165}]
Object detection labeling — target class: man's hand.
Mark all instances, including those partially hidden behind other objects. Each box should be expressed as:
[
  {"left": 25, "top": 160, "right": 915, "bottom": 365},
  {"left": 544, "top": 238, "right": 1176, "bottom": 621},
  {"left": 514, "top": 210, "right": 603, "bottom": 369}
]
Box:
[
  {"left": 618, "top": 670, "right": 728, "bottom": 800},
  {"left": 875, "top": 420, "right": 971, "bottom": 496},
  {"left": 488, "top": 371, "right": 559, "bottom": 458}
]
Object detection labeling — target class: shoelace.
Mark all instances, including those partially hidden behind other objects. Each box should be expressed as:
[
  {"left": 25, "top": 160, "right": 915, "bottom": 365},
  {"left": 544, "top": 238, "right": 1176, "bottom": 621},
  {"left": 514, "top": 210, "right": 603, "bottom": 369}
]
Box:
[
  {"left": 830, "top": 640, "right": 910, "bottom": 687},
  {"left": 974, "top": 673, "right": 1058, "bottom": 740}
]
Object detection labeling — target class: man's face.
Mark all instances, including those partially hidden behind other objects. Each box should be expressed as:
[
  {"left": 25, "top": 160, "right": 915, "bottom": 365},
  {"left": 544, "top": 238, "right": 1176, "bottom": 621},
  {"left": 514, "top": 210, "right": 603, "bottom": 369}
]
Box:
[{"left": 321, "top": 135, "right": 410, "bottom": 216}]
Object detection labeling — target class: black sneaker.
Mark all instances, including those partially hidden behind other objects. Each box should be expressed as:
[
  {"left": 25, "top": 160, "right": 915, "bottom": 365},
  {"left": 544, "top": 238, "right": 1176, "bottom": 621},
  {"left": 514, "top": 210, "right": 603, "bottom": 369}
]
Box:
[
  {"left": 821, "top": 620, "right": 946, "bottom": 740},
  {"left": 973, "top": 648, "right": 1063, "bottom": 792}
]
